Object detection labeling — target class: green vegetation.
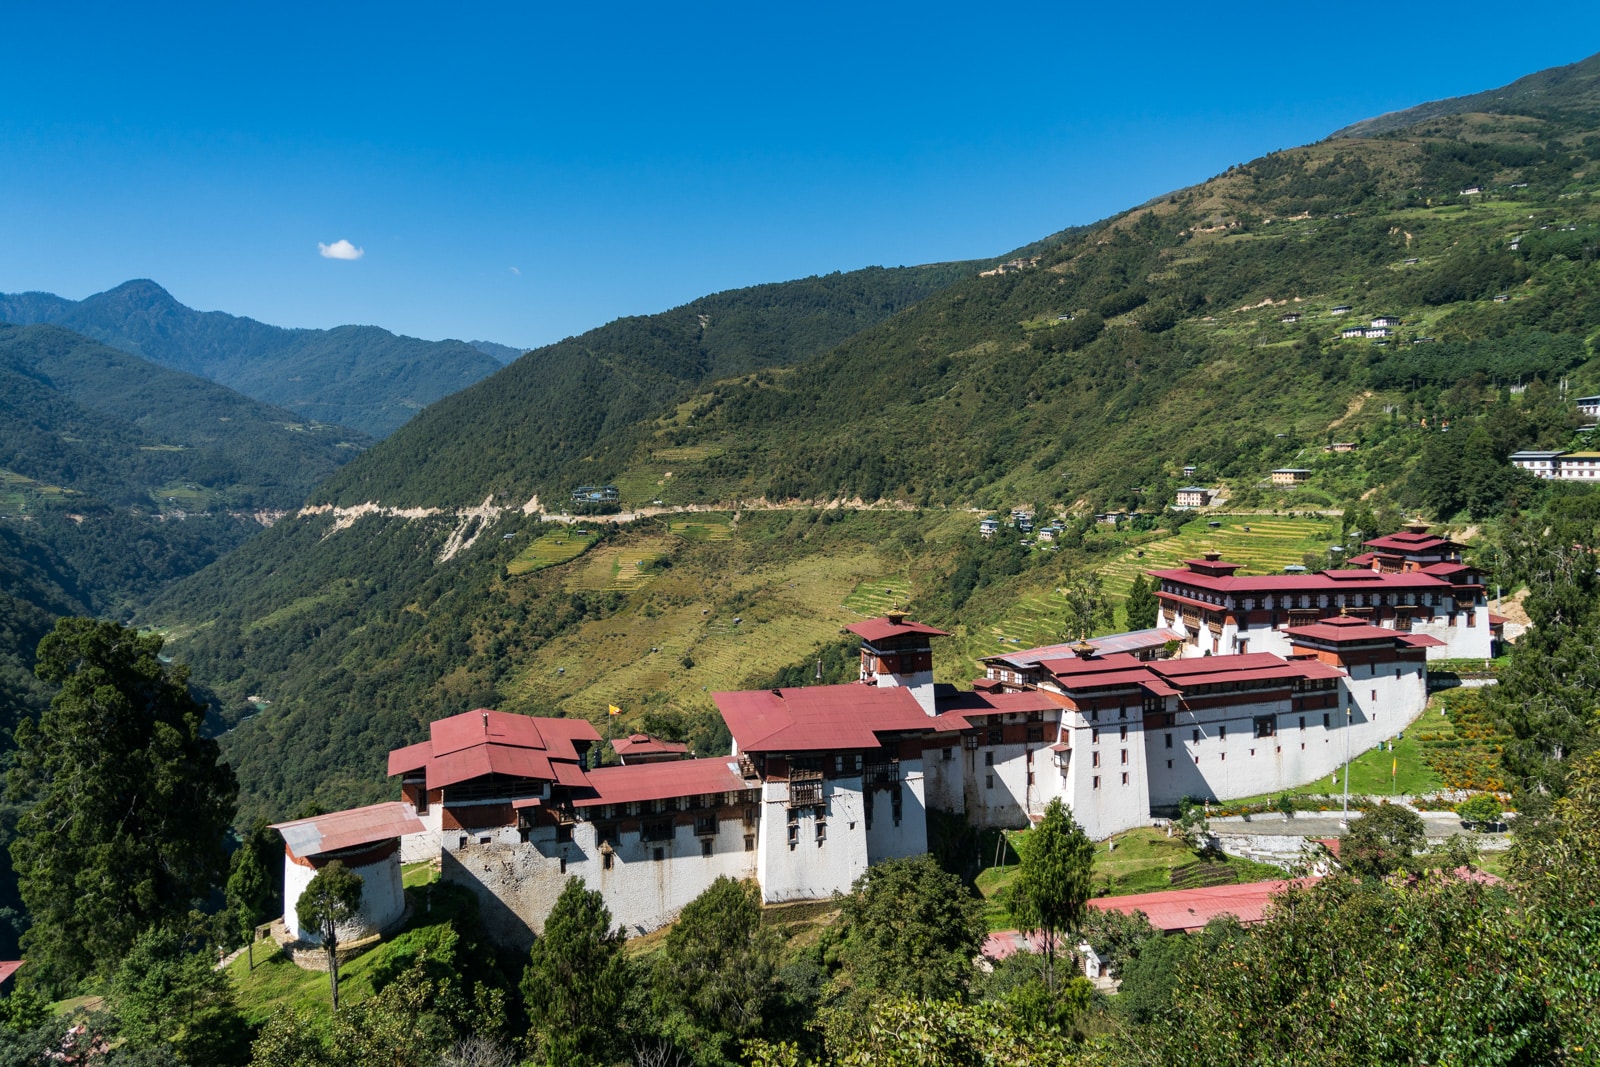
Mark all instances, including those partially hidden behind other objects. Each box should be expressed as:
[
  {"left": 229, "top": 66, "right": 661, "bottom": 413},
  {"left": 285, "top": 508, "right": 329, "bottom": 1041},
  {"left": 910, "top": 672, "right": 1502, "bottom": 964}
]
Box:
[{"left": 505, "top": 528, "right": 598, "bottom": 574}]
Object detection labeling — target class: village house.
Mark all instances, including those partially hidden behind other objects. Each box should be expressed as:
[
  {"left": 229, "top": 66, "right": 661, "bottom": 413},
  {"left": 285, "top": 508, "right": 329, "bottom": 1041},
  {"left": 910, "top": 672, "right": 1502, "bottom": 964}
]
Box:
[
  {"left": 1326, "top": 442, "right": 1358, "bottom": 453},
  {"left": 1174, "top": 486, "right": 1213, "bottom": 508},
  {"left": 1576, "top": 396, "right": 1600, "bottom": 418},
  {"left": 1370, "top": 315, "right": 1401, "bottom": 328},
  {"left": 1339, "top": 327, "right": 1365, "bottom": 340},
  {"left": 1510, "top": 449, "right": 1600, "bottom": 479},
  {"left": 1270, "top": 468, "right": 1311, "bottom": 485},
  {"left": 1330, "top": 305, "right": 1353, "bottom": 315}
]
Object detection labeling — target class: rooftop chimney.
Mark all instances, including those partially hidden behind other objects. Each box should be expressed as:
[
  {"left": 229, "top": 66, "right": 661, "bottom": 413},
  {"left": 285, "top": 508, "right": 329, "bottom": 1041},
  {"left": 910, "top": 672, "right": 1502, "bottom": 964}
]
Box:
[{"left": 482, "top": 710, "right": 490, "bottom": 733}]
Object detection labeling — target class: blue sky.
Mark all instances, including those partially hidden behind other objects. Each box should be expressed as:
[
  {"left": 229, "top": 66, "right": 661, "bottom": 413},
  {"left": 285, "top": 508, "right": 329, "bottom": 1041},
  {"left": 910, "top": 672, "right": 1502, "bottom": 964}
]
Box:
[{"left": 2, "top": 3, "right": 1598, "bottom": 350}]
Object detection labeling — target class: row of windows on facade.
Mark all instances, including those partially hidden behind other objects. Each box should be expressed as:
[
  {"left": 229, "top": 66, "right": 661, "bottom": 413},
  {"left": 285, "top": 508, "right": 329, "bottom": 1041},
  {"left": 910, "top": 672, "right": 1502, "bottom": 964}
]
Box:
[
  {"left": 471, "top": 828, "right": 764, "bottom": 869},
  {"left": 1163, "top": 586, "right": 1459, "bottom": 610}
]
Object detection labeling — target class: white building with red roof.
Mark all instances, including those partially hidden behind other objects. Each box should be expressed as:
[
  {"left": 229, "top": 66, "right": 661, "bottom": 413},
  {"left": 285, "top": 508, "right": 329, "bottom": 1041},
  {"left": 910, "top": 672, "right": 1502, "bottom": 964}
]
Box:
[
  {"left": 272, "top": 801, "right": 424, "bottom": 945},
  {"left": 1149, "top": 526, "right": 1488, "bottom": 661}
]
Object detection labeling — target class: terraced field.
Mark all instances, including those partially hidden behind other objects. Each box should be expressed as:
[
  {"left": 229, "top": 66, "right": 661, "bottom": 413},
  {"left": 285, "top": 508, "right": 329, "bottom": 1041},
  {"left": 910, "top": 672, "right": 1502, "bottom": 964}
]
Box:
[
  {"left": 1099, "top": 514, "right": 1340, "bottom": 606},
  {"left": 565, "top": 540, "right": 670, "bottom": 591},
  {"left": 506, "top": 529, "right": 598, "bottom": 575},
  {"left": 670, "top": 518, "right": 733, "bottom": 542},
  {"left": 841, "top": 575, "right": 911, "bottom": 616}
]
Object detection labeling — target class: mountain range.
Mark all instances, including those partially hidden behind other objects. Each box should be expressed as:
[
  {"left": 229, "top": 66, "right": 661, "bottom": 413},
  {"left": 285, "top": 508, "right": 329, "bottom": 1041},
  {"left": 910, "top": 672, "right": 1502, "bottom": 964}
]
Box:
[{"left": 0, "top": 280, "right": 504, "bottom": 437}]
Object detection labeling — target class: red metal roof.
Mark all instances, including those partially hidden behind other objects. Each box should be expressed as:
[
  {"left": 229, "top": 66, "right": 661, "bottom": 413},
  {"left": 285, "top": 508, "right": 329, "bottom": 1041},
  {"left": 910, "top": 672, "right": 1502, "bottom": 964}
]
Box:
[
  {"left": 271, "top": 801, "right": 425, "bottom": 860},
  {"left": 1363, "top": 531, "right": 1457, "bottom": 555},
  {"left": 0, "top": 961, "right": 21, "bottom": 987},
  {"left": 388, "top": 708, "right": 600, "bottom": 790},
  {"left": 715, "top": 684, "right": 933, "bottom": 753},
  {"left": 425, "top": 744, "right": 556, "bottom": 790},
  {"left": 981, "top": 629, "right": 1182, "bottom": 668},
  {"left": 845, "top": 617, "right": 953, "bottom": 642},
  {"left": 1086, "top": 878, "right": 1312, "bottom": 933},
  {"left": 1284, "top": 619, "right": 1412, "bottom": 644},
  {"left": 1150, "top": 566, "right": 1448, "bottom": 594},
  {"left": 612, "top": 733, "right": 690, "bottom": 757},
  {"left": 574, "top": 757, "right": 748, "bottom": 807},
  {"left": 1398, "top": 633, "right": 1447, "bottom": 648}
]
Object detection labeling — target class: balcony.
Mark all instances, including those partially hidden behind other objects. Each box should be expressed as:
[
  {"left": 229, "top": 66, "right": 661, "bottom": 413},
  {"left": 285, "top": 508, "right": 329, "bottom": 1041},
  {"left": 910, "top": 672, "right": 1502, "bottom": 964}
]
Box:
[
  {"left": 787, "top": 769, "right": 823, "bottom": 808},
  {"left": 864, "top": 758, "right": 900, "bottom": 788}
]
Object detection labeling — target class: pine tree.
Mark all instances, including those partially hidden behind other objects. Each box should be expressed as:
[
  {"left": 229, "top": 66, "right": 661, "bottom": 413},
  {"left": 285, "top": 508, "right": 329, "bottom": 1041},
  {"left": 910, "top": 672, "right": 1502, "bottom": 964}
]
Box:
[
  {"left": 521, "top": 878, "right": 631, "bottom": 1067},
  {"left": 1009, "top": 798, "right": 1095, "bottom": 992},
  {"left": 1125, "top": 574, "right": 1159, "bottom": 630},
  {"left": 6, "top": 618, "right": 237, "bottom": 991}
]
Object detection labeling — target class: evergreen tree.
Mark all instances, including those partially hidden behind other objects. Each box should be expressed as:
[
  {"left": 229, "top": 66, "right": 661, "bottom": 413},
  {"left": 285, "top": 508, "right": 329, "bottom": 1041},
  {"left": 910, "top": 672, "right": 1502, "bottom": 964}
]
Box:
[
  {"left": 837, "top": 854, "right": 986, "bottom": 1003},
  {"left": 521, "top": 877, "right": 631, "bottom": 1067},
  {"left": 1340, "top": 804, "right": 1427, "bottom": 877},
  {"left": 1125, "top": 574, "right": 1159, "bottom": 630},
  {"left": 109, "top": 922, "right": 249, "bottom": 1065},
  {"left": 651, "top": 876, "right": 778, "bottom": 1062},
  {"left": 296, "top": 861, "right": 364, "bottom": 1010},
  {"left": 6, "top": 618, "right": 237, "bottom": 991},
  {"left": 1008, "top": 799, "right": 1094, "bottom": 992},
  {"left": 225, "top": 820, "right": 282, "bottom": 947}
]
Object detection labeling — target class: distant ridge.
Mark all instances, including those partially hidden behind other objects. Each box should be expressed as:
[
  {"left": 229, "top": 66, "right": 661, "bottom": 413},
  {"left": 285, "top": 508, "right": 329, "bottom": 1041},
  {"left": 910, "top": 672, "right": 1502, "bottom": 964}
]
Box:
[
  {"left": 1332, "top": 50, "right": 1600, "bottom": 138},
  {"left": 0, "top": 280, "right": 502, "bottom": 437},
  {"left": 469, "top": 339, "right": 528, "bottom": 364}
]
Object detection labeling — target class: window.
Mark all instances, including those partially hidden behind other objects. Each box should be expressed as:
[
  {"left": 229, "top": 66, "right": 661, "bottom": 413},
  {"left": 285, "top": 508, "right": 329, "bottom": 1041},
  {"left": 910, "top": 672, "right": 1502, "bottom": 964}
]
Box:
[
  {"left": 1119, "top": 706, "right": 1127, "bottom": 720},
  {"left": 986, "top": 774, "right": 994, "bottom": 789},
  {"left": 1165, "top": 733, "right": 1173, "bottom": 749},
  {"left": 653, "top": 847, "right": 665, "bottom": 861},
  {"left": 1092, "top": 728, "right": 1100, "bottom": 743},
  {"left": 642, "top": 819, "right": 674, "bottom": 843},
  {"left": 1324, "top": 712, "right": 1331, "bottom": 729},
  {"left": 1092, "top": 775, "right": 1101, "bottom": 789},
  {"left": 458, "top": 836, "right": 468, "bottom": 849},
  {"left": 694, "top": 814, "right": 717, "bottom": 836},
  {"left": 1091, "top": 708, "right": 1100, "bottom": 722},
  {"left": 559, "top": 855, "right": 567, "bottom": 873},
  {"left": 602, "top": 851, "right": 614, "bottom": 870},
  {"left": 963, "top": 735, "right": 979, "bottom": 750},
  {"left": 479, "top": 835, "right": 491, "bottom": 845},
  {"left": 701, "top": 839, "right": 713, "bottom": 857},
  {"left": 1121, "top": 772, "right": 1128, "bottom": 785},
  {"left": 1120, "top": 749, "right": 1128, "bottom": 765},
  {"left": 1027, "top": 771, "right": 1035, "bottom": 784},
  {"left": 1166, "top": 759, "right": 1173, "bottom": 769},
  {"left": 942, "top": 747, "right": 953, "bottom": 761},
  {"left": 1092, "top": 751, "right": 1100, "bottom": 767},
  {"left": 1254, "top": 716, "right": 1276, "bottom": 738},
  {"left": 1299, "top": 716, "right": 1306, "bottom": 731},
  {"left": 1220, "top": 752, "right": 1226, "bottom": 761},
  {"left": 987, "top": 727, "right": 1003, "bottom": 746},
  {"left": 985, "top": 751, "right": 994, "bottom": 766},
  {"left": 815, "top": 821, "right": 826, "bottom": 843},
  {"left": 1026, "top": 725, "right": 1044, "bottom": 743},
  {"left": 1119, "top": 724, "right": 1128, "bottom": 741},
  {"left": 1371, "top": 689, "right": 1377, "bottom": 702},
  {"left": 744, "top": 834, "right": 755, "bottom": 852},
  {"left": 787, "top": 824, "right": 799, "bottom": 847},
  {"left": 1219, "top": 726, "right": 1227, "bottom": 741}
]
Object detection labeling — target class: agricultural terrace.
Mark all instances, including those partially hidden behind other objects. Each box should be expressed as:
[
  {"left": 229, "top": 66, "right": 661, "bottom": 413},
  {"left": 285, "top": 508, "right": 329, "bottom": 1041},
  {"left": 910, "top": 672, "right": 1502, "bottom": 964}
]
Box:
[{"left": 506, "top": 528, "right": 598, "bottom": 575}]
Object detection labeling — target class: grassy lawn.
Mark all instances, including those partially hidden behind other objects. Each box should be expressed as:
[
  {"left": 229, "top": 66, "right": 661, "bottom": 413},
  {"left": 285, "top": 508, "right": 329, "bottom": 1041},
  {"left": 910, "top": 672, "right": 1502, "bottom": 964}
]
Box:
[
  {"left": 506, "top": 529, "right": 599, "bottom": 575},
  {"left": 974, "top": 827, "right": 1286, "bottom": 931}
]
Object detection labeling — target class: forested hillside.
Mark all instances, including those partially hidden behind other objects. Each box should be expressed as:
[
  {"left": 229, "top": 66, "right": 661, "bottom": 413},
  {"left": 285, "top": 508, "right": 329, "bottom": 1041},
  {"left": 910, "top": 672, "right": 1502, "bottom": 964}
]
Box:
[
  {"left": 146, "top": 54, "right": 1600, "bottom": 827},
  {"left": 315, "top": 263, "right": 982, "bottom": 506},
  {"left": 0, "top": 323, "right": 369, "bottom": 616},
  {"left": 0, "top": 280, "right": 502, "bottom": 437}
]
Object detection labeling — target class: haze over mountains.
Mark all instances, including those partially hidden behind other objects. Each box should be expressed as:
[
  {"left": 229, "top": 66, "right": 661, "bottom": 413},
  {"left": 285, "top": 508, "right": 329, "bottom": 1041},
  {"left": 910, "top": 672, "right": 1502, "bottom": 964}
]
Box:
[{"left": 0, "top": 280, "right": 504, "bottom": 437}]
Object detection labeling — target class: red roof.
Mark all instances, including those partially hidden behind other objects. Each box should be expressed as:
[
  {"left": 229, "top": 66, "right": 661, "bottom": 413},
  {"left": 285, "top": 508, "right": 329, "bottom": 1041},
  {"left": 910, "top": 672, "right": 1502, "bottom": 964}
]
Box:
[
  {"left": 845, "top": 617, "right": 952, "bottom": 643},
  {"left": 1086, "top": 878, "right": 1312, "bottom": 933},
  {"left": 1398, "top": 633, "right": 1447, "bottom": 648},
  {"left": 1363, "top": 531, "right": 1458, "bottom": 555},
  {"left": 1284, "top": 618, "right": 1414, "bottom": 644},
  {"left": 0, "top": 961, "right": 21, "bottom": 987},
  {"left": 1488, "top": 613, "right": 1508, "bottom": 626},
  {"left": 715, "top": 684, "right": 933, "bottom": 753},
  {"left": 271, "top": 801, "right": 425, "bottom": 860},
  {"left": 1150, "top": 566, "right": 1448, "bottom": 595},
  {"left": 612, "top": 733, "right": 690, "bottom": 758},
  {"left": 574, "top": 757, "right": 748, "bottom": 807},
  {"left": 387, "top": 708, "right": 600, "bottom": 789}
]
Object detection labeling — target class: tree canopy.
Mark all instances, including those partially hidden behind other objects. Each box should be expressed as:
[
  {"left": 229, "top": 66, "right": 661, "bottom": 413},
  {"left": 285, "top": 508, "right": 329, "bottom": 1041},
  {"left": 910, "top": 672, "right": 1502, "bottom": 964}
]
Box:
[
  {"left": 296, "top": 860, "right": 364, "bottom": 1009},
  {"left": 6, "top": 618, "right": 236, "bottom": 991},
  {"left": 520, "top": 877, "right": 631, "bottom": 1067},
  {"left": 1009, "top": 799, "right": 1095, "bottom": 991}
]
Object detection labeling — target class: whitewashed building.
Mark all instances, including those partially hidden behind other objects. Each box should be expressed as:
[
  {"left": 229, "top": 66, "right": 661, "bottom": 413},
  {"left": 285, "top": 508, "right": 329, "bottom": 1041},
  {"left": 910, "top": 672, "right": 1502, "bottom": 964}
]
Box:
[{"left": 273, "top": 803, "right": 423, "bottom": 944}]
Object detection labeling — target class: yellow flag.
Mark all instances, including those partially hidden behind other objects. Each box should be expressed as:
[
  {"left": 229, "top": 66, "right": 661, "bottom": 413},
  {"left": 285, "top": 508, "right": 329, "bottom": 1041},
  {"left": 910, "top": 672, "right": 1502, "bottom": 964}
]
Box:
[
  {"left": 608, "top": 704, "right": 621, "bottom": 716},
  {"left": 1392, "top": 755, "right": 1398, "bottom": 777}
]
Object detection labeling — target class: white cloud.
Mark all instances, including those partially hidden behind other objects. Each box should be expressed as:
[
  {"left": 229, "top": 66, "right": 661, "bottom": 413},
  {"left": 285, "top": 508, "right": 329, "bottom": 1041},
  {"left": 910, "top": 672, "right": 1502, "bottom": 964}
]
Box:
[
  {"left": 317, "top": 239, "right": 364, "bottom": 261},
  {"left": 508, "top": 266, "right": 521, "bottom": 276}
]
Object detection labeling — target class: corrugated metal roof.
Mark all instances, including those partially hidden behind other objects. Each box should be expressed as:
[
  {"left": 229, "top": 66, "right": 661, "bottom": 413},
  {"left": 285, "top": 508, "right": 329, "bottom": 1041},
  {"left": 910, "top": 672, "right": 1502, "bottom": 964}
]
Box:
[
  {"left": 1151, "top": 567, "right": 1449, "bottom": 593},
  {"left": 715, "top": 684, "right": 933, "bottom": 753},
  {"left": 0, "top": 961, "right": 21, "bottom": 987},
  {"left": 846, "top": 617, "right": 953, "bottom": 642},
  {"left": 1086, "top": 879, "right": 1310, "bottom": 933},
  {"left": 574, "top": 758, "right": 748, "bottom": 807},
  {"left": 1284, "top": 620, "right": 1412, "bottom": 644},
  {"left": 388, "top": 708, "right": 600, "bottom": 790},
  {"left": 271, "top": 801, "right": 425, "bottom": 860},
  {"left": 613, "top": 733, "right": 690, "bottom": 757},
  {"left": 425, "top": 744, "right": 555, "bottom": 790}
]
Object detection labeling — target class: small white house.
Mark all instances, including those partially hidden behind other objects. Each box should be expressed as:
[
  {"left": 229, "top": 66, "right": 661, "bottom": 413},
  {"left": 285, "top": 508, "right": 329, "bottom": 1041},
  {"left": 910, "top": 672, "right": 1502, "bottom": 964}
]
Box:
[{"left": 1175, "top": 486, "right": 1213, "bottom": 508}]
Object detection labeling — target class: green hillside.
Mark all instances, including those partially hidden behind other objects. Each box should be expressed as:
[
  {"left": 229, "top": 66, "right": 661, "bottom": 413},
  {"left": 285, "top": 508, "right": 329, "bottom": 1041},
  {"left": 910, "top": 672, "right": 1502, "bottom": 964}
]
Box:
[
  {"left": 0, "top": 280, "right": 502, "bottom": 437},
  {"left": 313, "top": 263, "right": 983, "bottom": 507},
  {"left": 143, "top": 55, "right": 1600, "bottom": 825}
]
